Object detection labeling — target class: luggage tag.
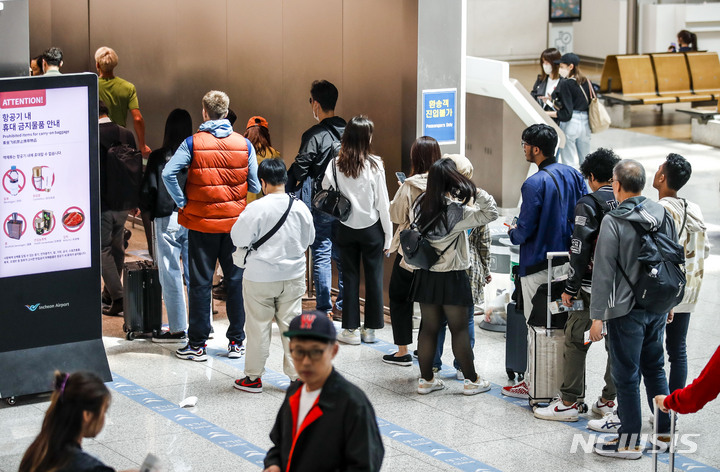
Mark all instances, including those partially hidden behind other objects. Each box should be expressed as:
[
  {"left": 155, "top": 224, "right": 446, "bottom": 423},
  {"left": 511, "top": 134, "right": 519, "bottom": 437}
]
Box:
[{"left": 548, "top": 299, "right": 584, "bottom": 314}]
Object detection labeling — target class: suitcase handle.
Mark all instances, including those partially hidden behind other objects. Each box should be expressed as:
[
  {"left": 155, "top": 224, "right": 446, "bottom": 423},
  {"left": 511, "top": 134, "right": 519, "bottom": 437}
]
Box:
[
  {"left": 546, "top": 252, "right": 569, "bottom": 332},
  {"left": 653, "top": 404, "right": 676, "bottom": 471}
]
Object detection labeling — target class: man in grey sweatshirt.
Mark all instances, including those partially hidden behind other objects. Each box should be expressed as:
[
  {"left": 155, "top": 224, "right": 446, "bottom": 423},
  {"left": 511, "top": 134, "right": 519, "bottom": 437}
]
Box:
[{"left": 589, "top": 160, "right": 676, "bottom": 460}]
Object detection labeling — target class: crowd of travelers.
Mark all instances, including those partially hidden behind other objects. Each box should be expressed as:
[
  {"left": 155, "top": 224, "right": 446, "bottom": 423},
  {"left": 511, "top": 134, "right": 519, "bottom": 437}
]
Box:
[{"left": 18, "top": 44, "right": 719, "bottom": 471}]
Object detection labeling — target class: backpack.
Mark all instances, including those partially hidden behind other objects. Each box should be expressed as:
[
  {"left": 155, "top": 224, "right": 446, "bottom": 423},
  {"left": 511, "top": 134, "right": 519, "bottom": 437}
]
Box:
[
  {"left": 617, "top": 216, "right": 686, "bottom": 314},
  {"left": 101, "top": 127, "right": 142, "bottom": 210}
]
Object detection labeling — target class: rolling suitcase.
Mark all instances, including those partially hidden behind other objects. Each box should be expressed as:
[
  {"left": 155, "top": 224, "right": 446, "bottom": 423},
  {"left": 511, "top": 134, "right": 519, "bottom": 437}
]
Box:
[
  {"left": 122, "top": 260, "right": 162, "bottom": 340},
  {"left": 505, "top": 301, "right": 527, "bottom": 381},
  {"left": 527, "top": 252, "right": 586, "bottom": 410}
]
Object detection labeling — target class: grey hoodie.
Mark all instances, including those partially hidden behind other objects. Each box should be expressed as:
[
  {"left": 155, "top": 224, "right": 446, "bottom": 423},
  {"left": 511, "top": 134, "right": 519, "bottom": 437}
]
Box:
[{"left": 590, "top": 196, "right": 678, "bottom": 321}]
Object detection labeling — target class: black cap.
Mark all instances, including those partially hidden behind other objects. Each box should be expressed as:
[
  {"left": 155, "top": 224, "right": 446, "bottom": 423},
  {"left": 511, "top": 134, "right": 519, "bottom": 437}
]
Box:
[
  {"left": 555, "top": 53, "right": 579, "bottom": 67},
  {"left": 283, "top": 313, "right": 337, "bottom": 342}
]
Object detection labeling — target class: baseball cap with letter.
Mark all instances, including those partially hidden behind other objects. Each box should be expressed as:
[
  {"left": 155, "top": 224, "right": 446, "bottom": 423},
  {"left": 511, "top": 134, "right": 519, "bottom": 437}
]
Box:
[{"left": 283, "top": 313, "right": 337, "bottom": 342}]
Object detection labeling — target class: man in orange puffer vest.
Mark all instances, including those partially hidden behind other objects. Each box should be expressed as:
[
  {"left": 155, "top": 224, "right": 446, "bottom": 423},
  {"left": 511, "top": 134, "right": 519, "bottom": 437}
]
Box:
[{"left": 163, "top": 90, "right": 261, "bottom": 362}]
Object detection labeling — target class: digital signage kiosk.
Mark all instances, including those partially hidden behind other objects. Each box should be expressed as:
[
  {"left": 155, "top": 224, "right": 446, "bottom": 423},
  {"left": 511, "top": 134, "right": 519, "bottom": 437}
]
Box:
[{"left": 0, "top": 73, "right": 110, "bottom": 403}]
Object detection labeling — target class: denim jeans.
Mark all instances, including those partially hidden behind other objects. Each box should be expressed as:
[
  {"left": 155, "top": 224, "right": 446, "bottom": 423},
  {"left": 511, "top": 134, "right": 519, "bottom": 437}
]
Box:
[
  {"left": 153, "top": 213, "right": 188, "bottom": 333},
  {"left": 311, "top": 208, "right": 343, "bottom": 313},
  {"left": 187, "top": 230, "right": 245, "bottom": 347},
  {"left": 433, "top": 305, "right": 475, "bottom": 371},
  {"left": 607, "top": 309, "right": 671, "bottom": 445},
  {"left": 559, "top": 111, "right": 591, "bottom": 168},
  {"left": 665, "top": 312, "right": 691, "bottom": 393}
]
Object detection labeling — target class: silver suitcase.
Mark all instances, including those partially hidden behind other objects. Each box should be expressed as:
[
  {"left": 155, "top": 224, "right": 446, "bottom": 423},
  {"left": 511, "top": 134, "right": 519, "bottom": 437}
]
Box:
[{"left": 527, "top": 252, "right": 585, "bottom": 407}]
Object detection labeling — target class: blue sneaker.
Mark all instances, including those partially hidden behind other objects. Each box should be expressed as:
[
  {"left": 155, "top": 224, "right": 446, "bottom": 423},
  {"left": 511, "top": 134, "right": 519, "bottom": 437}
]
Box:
[{"left": 176, "top": 343, "right": 207, "bottom": 362}]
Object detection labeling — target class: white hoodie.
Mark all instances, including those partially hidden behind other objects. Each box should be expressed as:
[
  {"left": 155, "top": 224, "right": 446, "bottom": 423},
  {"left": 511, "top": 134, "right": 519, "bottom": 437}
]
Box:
[{"left": 658, "top": 197, "right": 710, "bottom": 312}]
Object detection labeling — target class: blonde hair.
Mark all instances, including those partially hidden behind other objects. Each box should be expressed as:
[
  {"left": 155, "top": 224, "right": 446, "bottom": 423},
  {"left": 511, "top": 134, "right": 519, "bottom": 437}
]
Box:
[
  {"left": 94, "top": 47, "right": 118, "bottom": 72},
  {"left": 202, "top": 90, "right": 230, "bottom": 120}
]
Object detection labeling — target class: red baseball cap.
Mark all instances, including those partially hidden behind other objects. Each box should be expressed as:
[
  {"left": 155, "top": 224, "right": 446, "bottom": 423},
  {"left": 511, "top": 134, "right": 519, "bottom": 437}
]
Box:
[{"left": 246, "top": 115, "right": 269, "bottom": 130}]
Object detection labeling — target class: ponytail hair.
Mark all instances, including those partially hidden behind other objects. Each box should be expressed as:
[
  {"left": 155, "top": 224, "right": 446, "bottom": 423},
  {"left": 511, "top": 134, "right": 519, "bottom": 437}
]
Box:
[
  {"left": 678, "top": 30, "right": 698, "bottom": 51},
  {"left": 19, "top": 371, "right": 110, "bottom": 472},
  {"left": 417, "top": 158, "right": 476, "bottom": 230}
]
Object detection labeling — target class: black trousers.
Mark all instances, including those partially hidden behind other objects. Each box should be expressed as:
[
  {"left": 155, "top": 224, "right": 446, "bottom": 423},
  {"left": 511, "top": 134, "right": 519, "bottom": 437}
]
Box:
[
  {"left": 335, "top": 220, "right": 385, "bottom": 330},
  {"left": 389, "top": 254, "right": 414, "bottom": 345}
]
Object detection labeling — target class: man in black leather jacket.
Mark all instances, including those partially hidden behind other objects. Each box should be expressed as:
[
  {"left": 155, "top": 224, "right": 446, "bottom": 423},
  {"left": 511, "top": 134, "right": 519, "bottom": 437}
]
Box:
[
  {"left": 534, "top": 148, "right": 620, "bottom": 423},
  {"left": 287, "top": 80, "right": 346, "bottom": 319}
]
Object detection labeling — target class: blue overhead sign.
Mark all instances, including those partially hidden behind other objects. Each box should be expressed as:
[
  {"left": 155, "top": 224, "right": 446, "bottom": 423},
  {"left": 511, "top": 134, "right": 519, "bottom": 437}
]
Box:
[{"left": 422, "top": 88, "right": 457, "bottom": 144}]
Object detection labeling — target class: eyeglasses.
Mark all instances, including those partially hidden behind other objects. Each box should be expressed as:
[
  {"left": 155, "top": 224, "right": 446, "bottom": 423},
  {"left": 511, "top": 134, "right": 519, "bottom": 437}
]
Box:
[
  {"left": 308, "top": 97, "right": 314, "bottom": 104},
  {"left": 290, "top": 347, "right": 327, "bottom": 361},
  {"left": 521, "top": 141, "right": 530, "bottom": 148}
]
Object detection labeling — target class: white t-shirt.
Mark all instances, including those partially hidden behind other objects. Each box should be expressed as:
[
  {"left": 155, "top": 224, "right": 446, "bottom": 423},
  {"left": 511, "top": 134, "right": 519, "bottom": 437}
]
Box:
[
  {"left": 546, "top": 77, "right": 560, "bottom": 97},
  {"left": 296, "top": 386, "right": 322, "bottom": 434}
]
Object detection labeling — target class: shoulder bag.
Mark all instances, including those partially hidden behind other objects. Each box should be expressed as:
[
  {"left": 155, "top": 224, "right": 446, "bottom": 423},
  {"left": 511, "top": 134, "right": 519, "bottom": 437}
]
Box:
[
  {"left": 579, "top": 80, "right": 611, "bottom": 133},
  {"left": 312, "top": 159, "right": 352, "bottom": 222},
  {"left": 399, "top": 210, "right": 458, "bottom": 270},
  {"left": 233, "top": 196, "right": 295, "bottom": 268}
]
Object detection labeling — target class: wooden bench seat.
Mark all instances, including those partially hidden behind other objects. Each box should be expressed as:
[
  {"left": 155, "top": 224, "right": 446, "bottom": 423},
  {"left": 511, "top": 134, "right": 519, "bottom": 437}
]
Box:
[
  {"left": 607, "top": 55, "right": 676, "bottom": 105},
  {"left": 685, "top": 52, "right": 720, "bottom": 100},
  {"left": 651, "top": 53, "right": 714, "bottom": 103}
]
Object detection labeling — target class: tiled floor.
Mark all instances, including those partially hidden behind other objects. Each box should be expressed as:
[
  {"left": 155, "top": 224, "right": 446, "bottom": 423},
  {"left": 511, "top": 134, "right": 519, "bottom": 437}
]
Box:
[{"left": 2, "top": 126, "right": 719, "bottom": 471}]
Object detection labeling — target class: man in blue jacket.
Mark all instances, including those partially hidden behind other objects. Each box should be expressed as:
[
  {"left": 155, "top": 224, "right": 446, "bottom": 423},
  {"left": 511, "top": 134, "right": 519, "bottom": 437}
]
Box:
[{"left": 502, "top": 124, "right": 587, "bottom": 399}]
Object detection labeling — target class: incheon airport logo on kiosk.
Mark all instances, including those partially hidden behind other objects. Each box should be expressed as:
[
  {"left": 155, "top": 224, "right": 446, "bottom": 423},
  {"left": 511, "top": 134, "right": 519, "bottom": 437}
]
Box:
[{"left": 25, "top": 301, "right": 70, "bottom": 312}]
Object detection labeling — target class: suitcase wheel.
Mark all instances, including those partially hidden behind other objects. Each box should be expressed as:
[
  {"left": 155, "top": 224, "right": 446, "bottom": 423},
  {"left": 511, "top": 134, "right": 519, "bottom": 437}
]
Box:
[
  {"left": 5, "top": 396, "right": 16, "bottom": 406},
  {"left": 506, "top": 368, "right": 516, "bottom": 380},
  {"left": 578, "top": 402, "right": 588, "bottom": 414},
  {"left": 126, "top": 331, "right": 136, "bottom": 341},
  {"left": 518, "top": 373, "right": 524, "bottom": 381}
]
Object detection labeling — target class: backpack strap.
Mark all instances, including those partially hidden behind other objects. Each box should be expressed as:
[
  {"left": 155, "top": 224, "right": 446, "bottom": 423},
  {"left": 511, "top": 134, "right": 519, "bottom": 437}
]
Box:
[
  {"left": 679, "top": 198, "right": 688, "bottom": 239},
  {"left": 541, "top": 168, "right": 561, "bottom": 196},
  {"left": 250, "top": 196, "right": 294, "bottom": 251},
  {"left": 184, "top": 136, "right": 193, "bottom": 154}
]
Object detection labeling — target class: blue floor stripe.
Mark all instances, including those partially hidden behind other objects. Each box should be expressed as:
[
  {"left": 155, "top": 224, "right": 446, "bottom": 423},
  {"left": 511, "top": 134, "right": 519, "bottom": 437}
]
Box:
[
  {"left": 362, "top": 337, "right": 720, "bottom": 472},
  {"left": 207, "top": 348, "right": 502, "bottom": 472},
  {"left": 107, "top": 373, "right": 267, "bottom": 467}
]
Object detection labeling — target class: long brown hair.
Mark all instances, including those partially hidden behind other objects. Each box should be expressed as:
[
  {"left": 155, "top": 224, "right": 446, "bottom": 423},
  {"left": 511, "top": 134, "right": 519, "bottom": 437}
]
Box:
[
  {"left": 337, "top": 115, "right": 378, "bottom": 178},
  {"left": 410, "top": 136, "right": 441, "bottom": 176},
  {"left": 244, "top": 123, "right": 273, "bottom": 156},
  {"left": 567, "top": 63, "right": 588, "bottom": 85},
  {"left": 19, "top": 371, "right": 110, "bottom": 472}
]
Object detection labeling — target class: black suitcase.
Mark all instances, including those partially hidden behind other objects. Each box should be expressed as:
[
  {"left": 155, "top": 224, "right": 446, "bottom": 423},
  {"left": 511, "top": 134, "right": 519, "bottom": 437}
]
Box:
[
  {"left": 122, "top": 260, "right": 162, "bottom": 340},
  {"left": 505, "top": 301, "right": 527, "bottom": 381}
]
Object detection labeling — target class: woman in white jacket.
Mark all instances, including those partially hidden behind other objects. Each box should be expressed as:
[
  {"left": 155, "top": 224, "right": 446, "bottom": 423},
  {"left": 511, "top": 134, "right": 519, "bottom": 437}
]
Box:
[
  {"left": 322, "top": 115, "right": 392, "bottom": 345},
  {"left": 407, "top": 158, "right": 499, "bottom": 395}
]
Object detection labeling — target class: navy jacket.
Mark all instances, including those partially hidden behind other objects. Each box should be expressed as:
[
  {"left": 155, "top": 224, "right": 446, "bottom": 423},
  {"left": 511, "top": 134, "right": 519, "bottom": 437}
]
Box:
[{"left": 509, "top": 159, "right": 587, "bottom": 276}]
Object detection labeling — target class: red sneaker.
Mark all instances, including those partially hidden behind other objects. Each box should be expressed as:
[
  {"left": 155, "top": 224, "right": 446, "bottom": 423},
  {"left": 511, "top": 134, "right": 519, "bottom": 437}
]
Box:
[
  {"left": 234, "top": 376, "right": 262, "bottom": 393},
  {"left": 501, "top": 380, "right": 529, "bottom": 399}
]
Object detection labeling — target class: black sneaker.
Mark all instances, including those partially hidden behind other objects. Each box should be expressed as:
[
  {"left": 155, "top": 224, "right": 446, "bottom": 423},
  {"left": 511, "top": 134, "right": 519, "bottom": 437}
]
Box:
[
  {"left": 234, "top": 376, "right": 262, "bottom": 393},
  {"left": 102, "top": 298, "right": 124, "bottom": 316},
  {"left": 412, "top": 350, "right": 418, "bottom": 359},
  {"left": 152, "top": 331, "right": 188, "bottom": 343},
  {"left": 382, "top": 353, "right": 413, "bottom": 366}
]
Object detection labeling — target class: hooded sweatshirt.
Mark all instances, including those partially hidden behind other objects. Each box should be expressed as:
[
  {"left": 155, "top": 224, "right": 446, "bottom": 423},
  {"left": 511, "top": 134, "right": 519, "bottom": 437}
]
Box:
[
  {"left": 389, "top": 173, "right": 428, "bottom": 265},
  {"left": 658, "top": 197, "right": 710, "bottom": 312},
  {"left": 590, "top": 196, "right": 678, "bottom": 321}
]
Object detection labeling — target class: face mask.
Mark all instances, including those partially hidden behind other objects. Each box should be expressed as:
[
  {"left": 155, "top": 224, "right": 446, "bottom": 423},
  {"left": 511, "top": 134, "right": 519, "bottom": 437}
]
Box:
[
  {"left": 558, "top": 67, "right": 570, "bottom": 79},
  {"left": 312, "top": 104, "right": 319, "bottom": 122},
  {"left": 542, "top": 63, "right": 553, "bottom": 75}
]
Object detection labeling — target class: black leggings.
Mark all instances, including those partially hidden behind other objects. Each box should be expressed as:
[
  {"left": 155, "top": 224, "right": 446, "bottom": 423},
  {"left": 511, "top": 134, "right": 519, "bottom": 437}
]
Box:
[{"left": 417, "top": 303, "right": 476, "bottom": 382}]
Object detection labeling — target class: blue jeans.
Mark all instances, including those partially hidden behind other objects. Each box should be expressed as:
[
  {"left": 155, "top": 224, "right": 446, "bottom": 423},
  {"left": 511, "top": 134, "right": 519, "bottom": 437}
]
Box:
[
  {"left": 559, "top": 111, "right": 591, "bottom": 168},
  {"left": 187, "top": 230, "right": 245, "bottom": 347},
  {"left": 433, "top": 305, "right": 475, "bottom": 371},
  {"left": 665, "top": 312, "right": 691, "bottom": 393},
  {"left": 311, "top": 208, "right": 343, "bottom": 313},
  {"left": 607, "top": 309, "right": 670, "bottom": 445},
  {"left": 154, "top": 213, "right": 188, "bottom": 333}
]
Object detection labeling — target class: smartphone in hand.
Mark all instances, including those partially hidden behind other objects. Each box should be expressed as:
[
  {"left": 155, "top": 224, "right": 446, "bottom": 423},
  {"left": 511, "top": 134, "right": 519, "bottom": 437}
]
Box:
[{"left": 395, "top": 172, "right": 407, "bottom": 183}]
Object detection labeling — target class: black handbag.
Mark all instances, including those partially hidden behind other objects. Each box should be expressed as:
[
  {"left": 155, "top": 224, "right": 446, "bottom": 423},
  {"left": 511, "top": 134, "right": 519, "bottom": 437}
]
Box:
[
  {"left": 399, "top": 211, "right": 456, "bottom": 270},
  {"left": 312, "top": 159, "right": 351, "bottom": 222}
]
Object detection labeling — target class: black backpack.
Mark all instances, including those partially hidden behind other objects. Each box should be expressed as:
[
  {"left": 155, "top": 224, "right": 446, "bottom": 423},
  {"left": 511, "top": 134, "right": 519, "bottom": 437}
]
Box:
[
  {"left": 101, "top": 128, "right": 142, "bottom": 211},
  {"left": 617, "top": 216, "right": 686, "bottom": 314}
]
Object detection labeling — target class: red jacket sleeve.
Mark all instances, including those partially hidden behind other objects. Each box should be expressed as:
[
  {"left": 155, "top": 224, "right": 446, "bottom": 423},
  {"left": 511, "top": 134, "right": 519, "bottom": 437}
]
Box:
[{"left": 664, "top": 345, "right": 720, "bottom": 414}]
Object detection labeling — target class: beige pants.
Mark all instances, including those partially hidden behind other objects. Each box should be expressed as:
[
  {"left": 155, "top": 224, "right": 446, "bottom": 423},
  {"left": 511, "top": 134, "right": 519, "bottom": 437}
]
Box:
[
  {"left": 520, "top": 263, "right": 569, "bottom": 321},
  {"left": 242, "top": 276, "right": 305, "bottom": 381}
]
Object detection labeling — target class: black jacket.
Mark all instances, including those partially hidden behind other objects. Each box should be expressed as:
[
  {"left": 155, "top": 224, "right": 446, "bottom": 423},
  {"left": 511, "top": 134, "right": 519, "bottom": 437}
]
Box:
[
  {"left": 531, "top": 75, "right": 550, "bottom": 105},
  {"left": 139, "top": 147, "right": 187, "bottom": 219},
  {"left": 287, "top": 116, "right": 346, "bottom": 196},
  {"left": 552, "top": 77, "right": 591, "bottom": 122},
  {"left": 99, "top": 122, "right": 136, "bottom": 211},
  {"left": 564, "top": 185, "right": 617, "bottom": 296},
  {"left": 264, "top": 368, "right": 384, "bottom": 472}
]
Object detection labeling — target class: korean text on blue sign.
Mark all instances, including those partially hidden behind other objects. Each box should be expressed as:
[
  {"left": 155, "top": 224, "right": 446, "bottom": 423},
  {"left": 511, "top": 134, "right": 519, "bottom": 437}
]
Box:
[{"left": 422, "top": 89, "right": 456, "bottom": 144}]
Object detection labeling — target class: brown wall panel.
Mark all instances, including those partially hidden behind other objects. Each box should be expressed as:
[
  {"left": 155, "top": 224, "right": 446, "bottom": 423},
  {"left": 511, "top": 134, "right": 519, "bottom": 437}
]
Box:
[{"left": 28, "top": 0, "right": 51, "bottom": 59}]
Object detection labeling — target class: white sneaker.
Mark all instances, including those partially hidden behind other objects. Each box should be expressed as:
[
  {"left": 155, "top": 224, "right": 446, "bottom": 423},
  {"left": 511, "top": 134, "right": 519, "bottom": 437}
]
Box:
[
  {"left": 456, "top": 370, "right": 465, "bottom": 381},
  {"left": 593, "top": 437, "right": 642, "bottom": 460},
  {"left": 588, "top": 412, "right": 621, "bottom": 433},
  {"left": 534, "top": 397, "right": 579, "bottom": 422},
  {"left": 360, "top": 327, "right": 376, "bottom": 343},
  {"left": 418, "top": 376, "right": 446, "bottom": 395},
  {"left": 592, "top": 397, "right": 617, "bottom": 416},
  {"left": 337, "top": 329, "right": 361, "bottom": 345},
  {"left": 463, "top": 376, "right": 491, "bottom": 395}
]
